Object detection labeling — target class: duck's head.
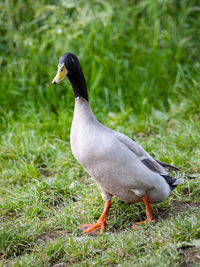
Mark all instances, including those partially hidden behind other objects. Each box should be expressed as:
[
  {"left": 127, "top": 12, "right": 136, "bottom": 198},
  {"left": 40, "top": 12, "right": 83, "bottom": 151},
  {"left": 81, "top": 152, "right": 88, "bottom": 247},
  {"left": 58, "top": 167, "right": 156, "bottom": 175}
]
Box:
[
  {"left": 52, "top": 53, "right": 80, "bottom": 84},
  {"left": 52, "top": 53, "right": 88, "bottom": 101}
]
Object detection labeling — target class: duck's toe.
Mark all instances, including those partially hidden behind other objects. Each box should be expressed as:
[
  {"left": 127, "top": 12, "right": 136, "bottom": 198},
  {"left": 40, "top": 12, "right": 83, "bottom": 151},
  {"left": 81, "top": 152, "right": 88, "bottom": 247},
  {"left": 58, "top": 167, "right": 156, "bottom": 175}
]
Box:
[
  {"left": 78, "top": 218, "right": 109, "bottom": 234},
  {"left": 78, "top": 223, "right": 97, "bottom": 231},
  {"left": 78, "top": 223, "right": 101, "bottom": 234},
  {"left": 132, "top": 219, "right": 149, "bottom": 230}
]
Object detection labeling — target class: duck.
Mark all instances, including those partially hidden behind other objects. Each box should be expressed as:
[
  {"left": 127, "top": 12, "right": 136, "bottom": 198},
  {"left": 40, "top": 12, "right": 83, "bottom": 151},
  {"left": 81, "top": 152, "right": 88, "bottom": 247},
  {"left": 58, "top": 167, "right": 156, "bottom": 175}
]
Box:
[{"left": 52, "top": 53, "right": 183, "bottom": 234}]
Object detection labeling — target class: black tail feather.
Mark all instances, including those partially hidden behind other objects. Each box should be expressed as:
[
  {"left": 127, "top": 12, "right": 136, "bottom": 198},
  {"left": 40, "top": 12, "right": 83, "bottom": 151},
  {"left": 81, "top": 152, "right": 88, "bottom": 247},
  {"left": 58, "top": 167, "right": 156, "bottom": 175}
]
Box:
[{"left": 161, "top": 174, "right": 184, "bottom": 190}]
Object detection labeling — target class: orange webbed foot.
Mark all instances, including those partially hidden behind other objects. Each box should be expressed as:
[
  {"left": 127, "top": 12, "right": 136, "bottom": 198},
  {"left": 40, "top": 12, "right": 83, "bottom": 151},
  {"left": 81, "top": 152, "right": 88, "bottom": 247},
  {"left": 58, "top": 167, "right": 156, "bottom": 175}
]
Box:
[
  {"left": 79, "top": 219, "right": 109, "bottom": 234},
  {"left": 78, "top": 200, "right": 111, "bottom": 234}
]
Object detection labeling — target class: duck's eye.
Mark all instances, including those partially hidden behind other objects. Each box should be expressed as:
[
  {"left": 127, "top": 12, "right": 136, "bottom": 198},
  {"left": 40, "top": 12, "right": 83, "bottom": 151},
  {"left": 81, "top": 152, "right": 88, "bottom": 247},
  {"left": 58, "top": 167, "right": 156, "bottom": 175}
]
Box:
[{"left": 60, "top": 67, "right": 64, "bottom": 71}]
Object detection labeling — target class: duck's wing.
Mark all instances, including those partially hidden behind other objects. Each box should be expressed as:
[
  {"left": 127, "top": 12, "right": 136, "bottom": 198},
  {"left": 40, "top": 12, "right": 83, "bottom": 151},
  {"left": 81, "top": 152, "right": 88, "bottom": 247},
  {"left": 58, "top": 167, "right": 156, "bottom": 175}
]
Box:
[
  {"left": 114, "top": 131, "right": 180, "bottom": 177},
  {"left": 114, "top": 131, "right": 165, "bottom": 173},
  {"left": 156, "top": 159, "right": 180, "bottom": 172},
  {"left": 113, "top": 130, "right": 183, "bottom": 190}
]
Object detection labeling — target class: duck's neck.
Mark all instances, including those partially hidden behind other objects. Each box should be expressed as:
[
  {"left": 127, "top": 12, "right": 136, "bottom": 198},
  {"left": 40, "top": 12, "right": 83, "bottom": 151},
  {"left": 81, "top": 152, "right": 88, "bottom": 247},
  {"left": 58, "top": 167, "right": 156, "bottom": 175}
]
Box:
[
  {"left": 73, "top": 96, "right": 96, "bottom": 122},
  {"left": 71, "top": 96, "right": 98, "bottom": 134},
  {"left": 67, "top": 68, "right": 89, "bottom": 101}
]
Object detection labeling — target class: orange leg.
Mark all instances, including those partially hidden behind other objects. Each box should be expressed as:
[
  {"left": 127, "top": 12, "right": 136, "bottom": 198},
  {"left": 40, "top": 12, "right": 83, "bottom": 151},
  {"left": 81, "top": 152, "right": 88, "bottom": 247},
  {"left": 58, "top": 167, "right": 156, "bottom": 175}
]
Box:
[
  {"left": 132, "top": 194, "right": 152, "bottom": 230},
  {"left": 79, "top": 201, "right": 111, "bottom": 234}
]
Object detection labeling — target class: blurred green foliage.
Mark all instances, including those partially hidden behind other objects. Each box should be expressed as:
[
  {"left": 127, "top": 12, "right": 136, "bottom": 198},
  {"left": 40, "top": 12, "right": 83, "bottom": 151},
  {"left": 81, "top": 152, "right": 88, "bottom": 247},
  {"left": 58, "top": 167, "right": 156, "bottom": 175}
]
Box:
[{"left": 0, "top": 0, "right": 199, "bottom": 118}]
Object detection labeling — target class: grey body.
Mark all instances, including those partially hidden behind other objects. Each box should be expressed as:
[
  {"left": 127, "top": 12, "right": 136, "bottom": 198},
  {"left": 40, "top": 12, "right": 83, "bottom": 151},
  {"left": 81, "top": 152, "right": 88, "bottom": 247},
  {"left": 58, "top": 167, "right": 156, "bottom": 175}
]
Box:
[{"left": 70, "top": 97, "right": 175, "bottom": 204}]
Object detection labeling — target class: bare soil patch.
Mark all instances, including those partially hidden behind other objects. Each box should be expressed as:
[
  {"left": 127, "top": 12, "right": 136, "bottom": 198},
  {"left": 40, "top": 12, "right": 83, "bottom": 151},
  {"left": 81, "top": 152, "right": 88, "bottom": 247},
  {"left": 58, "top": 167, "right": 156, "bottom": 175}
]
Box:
[
  {"left": 180, "top": 247, "right": 200, "bottom": 267},
  {"left": 37, "top": 230, "right": 71, "bottom": 244}
]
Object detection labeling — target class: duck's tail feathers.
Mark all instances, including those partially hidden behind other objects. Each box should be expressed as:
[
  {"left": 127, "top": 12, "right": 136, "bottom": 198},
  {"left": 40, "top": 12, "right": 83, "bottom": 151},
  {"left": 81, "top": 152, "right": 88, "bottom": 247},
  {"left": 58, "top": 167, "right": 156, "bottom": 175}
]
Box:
[
  {"left": 172, "top": 178, "right": 184, "bottom": 186},
  {"left": 161, "top": 174, "right": 184, "bottom": 190},
  {"left": 156, "top": 159, "right": 184, "bottom": 190},
  {"left": 156, "top": 160, "right": 180, "bottom": 172},
  {"left": 174, "top": 169, "right": 179, "bottom": 179}
]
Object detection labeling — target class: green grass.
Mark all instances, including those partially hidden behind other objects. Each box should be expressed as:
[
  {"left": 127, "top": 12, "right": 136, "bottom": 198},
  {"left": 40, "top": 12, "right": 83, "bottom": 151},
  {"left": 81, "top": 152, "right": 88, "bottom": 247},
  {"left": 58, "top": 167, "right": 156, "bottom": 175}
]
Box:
[{"left": 0, "top": 0, "right": 200, "bottom": 266}]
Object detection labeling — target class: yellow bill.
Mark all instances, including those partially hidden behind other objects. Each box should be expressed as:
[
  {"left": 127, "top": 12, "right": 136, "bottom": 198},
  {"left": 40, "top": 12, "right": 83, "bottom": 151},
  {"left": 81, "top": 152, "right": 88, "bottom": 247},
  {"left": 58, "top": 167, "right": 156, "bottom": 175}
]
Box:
[{"left": 52, "top": 63, "right": 68, "bottom": 84}]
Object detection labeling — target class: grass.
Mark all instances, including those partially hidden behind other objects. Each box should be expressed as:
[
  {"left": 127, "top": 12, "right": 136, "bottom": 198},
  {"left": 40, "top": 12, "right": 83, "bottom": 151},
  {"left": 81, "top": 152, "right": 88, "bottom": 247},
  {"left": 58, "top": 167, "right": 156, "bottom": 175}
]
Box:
[{"left": 0, "top": 0, "right": 200, "bottom": 266}]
